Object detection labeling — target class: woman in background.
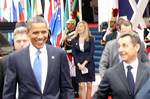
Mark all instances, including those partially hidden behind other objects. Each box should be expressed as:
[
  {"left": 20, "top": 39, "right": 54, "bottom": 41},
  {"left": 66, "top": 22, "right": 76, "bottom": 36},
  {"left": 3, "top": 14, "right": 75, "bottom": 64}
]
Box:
[{"left": 72, "top": 21, "right": 95, "bottom": 99}]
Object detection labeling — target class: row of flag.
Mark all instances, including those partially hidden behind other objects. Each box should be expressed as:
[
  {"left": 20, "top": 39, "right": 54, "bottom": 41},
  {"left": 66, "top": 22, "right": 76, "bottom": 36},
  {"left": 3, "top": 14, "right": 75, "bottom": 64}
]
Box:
[{"left": 0, "top": 0, "right": 80, "bottom": 47}]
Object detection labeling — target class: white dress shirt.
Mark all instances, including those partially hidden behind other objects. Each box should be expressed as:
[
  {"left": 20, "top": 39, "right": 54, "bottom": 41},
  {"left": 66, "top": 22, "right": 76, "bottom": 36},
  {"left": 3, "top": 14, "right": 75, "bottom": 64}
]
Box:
[
  {"left": 29, "top": 44, "right": 48, "bottom": 93},
  {"left": 123, "top": 58, "right": 139, "bottom": 82}
]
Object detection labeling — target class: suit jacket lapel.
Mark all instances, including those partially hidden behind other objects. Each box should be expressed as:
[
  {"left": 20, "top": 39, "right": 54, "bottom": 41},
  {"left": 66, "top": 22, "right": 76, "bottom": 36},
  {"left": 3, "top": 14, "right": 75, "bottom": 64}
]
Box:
[
  {"left": 43, "top": 45, "right": 53, "bottom": 93},
  {"left": 134, "top": 62, "right": 147, "bottom": 94},
  {"left": 117, "top": 63, "right": 132, "bottom": 94},
  {"left": 24, "top": 46, "right": 41, "bottom": 92}
]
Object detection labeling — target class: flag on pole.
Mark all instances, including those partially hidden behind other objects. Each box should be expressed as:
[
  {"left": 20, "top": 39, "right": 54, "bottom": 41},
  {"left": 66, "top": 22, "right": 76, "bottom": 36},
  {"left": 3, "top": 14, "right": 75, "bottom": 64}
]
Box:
[
  {"left": 18, "top": 1, "right": 24, "bottom": 22},
  {"left": 64, "top": 0, "right": 69, "bottom": 28},
  {"left": 24, "top": 0, "right": 31, "bottom": 21},
  {"left": 31, "top": 0, "right": 42, "bottom": 16},
  {"left": 72, "top": 0, "right": 80, "bottom": 20},
  {"left": 2, "top": 0, "right": 11, "bottom": 22},
  {"left": 50, "top": 0, "right": 62, "bottom": 47},
  {"left": 12, "top": 0, "right": 17, "bottom": 22}
]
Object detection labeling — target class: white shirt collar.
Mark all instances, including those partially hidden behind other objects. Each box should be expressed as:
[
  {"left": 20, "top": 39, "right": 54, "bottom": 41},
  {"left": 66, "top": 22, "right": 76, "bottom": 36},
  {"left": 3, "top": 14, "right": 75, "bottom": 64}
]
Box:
[
  {"left": 123, "top": 58, "right": 139, "bottom": 69},
  {"left": 123, "top": 58, "right": 139, "bottom": 82},
  {"left": 29, "top": 44, "right": 46, "bottom": 55}
]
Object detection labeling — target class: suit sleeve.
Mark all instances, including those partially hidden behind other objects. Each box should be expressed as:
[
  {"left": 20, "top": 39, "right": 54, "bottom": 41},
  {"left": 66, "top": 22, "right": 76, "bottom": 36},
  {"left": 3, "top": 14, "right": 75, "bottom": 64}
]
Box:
[
  {"left": 139, "top": 41, "right": 150, "bottom": 63},
  {"left": 60, "top": 50, "right": 74, "bottom": 99},
  {"left": 3, "top": 54, "right": 17, "bottom": 99},
  {"left": 99, "top": 42, "right": 111, "bottom": 77},
  {"left": 93, "top": 70, "right": 111, "bottom": 99}
]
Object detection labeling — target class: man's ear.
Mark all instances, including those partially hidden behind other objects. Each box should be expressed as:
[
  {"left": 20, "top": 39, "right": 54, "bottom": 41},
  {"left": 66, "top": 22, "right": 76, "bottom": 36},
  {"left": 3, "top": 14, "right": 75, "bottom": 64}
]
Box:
[{"left": 135, "top": 43, "right": 140, "bottom": 53}]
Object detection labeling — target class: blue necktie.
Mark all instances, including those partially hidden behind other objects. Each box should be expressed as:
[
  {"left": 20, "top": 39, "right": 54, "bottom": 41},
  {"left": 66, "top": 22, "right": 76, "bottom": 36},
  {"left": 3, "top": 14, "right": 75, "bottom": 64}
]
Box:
[
  {"left": 33, "top": 50, "right": 41, "bottom": 89},
  {"left": 127, "top": 65, "right": 135, "bottom": 94}
]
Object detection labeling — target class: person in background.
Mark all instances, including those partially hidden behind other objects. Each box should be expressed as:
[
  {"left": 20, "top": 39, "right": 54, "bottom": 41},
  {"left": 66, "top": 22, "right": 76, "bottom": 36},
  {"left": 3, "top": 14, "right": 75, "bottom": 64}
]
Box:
[
  {"left": 13, "top": 25, "right": 30, "bottom": 50},
  {"left": 72, "top": 21, "right": 95, "bottom": 99},
  {"left": 102, "top": 17, "right": 117, "bottom": 42},
  {"left": 99, "top": 22, "right": 108, "bottom": 45},
  {"left": 93, "top": 33, "right": 150, "bottom": 99},
  {"left": 0, "top": 22, "right": 29, "bottom": 99},
  {"left": 60, "top": 18, "right": 79, "bottom": 97},
  {"left": 0, "top": 33, "right": 13, "bottom": 99},
  {"left": 3, "top": 16, "right": 74, "bottom": 99},
  {"left": 99, "top": 20, "right": 149, "bottom": 77}
]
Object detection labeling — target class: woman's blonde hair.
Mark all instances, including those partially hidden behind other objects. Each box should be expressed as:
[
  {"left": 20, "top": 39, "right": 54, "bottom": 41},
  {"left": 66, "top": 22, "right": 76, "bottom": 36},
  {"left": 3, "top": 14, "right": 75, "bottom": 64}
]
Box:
[{"left": 76, "top": 21, "right": 92, "bottom": 41}]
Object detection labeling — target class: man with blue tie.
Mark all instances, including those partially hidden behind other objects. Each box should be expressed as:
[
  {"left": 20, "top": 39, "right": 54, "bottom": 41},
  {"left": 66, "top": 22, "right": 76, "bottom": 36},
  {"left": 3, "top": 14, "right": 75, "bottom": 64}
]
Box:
[
  {"left": 93, "top": 32, "right": 150, "bottom": 99},
  {"left": 3, "top": 16, "right": 74, "bottom": 99}
]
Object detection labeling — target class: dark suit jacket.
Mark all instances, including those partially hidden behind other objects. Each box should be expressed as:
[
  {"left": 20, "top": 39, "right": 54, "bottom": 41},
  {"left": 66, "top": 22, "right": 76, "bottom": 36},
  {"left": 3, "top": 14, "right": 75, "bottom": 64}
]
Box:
[
  {"left": 135, "top": 77, "right": 150, "bottom": 99},
  {"left": 99, "top": 39, "right": 150, "bottom": 77},
  {"left": 0, "top": 55, "right": 8, "bottom": 99},
  {"left": 105, "top": 31, "right": 118, "bottom": 42},
  {"left": 3, "top": 44, "right": 74, "bottom": 99},
  {"left": 93, "top": 62, "right": 150, "bottom": 99}
]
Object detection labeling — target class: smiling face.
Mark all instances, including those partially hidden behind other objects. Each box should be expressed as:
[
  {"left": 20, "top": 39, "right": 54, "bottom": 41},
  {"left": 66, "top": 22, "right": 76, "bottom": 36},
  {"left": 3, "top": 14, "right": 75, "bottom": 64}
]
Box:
[
  {"left": 76, "top": 22, "right": 85, "bottom": 35},
  {"left": 118, "top": 36, "right": 140, "bottom": 64},
  {"left": 28, "top": 23, "right": 49, "bottom": 49}
]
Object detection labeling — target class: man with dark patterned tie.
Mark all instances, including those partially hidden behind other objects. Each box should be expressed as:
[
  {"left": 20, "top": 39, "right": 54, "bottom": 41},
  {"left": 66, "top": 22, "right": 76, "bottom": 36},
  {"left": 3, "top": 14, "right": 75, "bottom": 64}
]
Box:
[{"left": 93, "top": 32, "right": 150, "bottom": 99}]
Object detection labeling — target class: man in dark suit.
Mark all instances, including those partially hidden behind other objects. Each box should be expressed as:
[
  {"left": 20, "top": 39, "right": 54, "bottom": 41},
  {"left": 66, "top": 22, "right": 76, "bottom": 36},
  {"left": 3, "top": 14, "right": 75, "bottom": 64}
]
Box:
[
  {"left": 135, "top": 78, "right": 150, "bottom": 99},
  {"left": 3, "top": 16, "right": 74, "bottom": 99},
  {"left": 0, "top": 22, "right": 30, "bottom": 99},
  {"left": 93, "top": 33, "right": 150, "bottom": 99},
  {"left": 99, "top": 21, "right": 149, "bottom": 77}
]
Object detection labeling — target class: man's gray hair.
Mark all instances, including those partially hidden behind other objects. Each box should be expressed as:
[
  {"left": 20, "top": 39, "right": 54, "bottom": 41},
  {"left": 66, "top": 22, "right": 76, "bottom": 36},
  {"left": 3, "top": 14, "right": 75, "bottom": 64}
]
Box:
[{"left": 27, "top": 16, "right": 48, "bottom": 31}]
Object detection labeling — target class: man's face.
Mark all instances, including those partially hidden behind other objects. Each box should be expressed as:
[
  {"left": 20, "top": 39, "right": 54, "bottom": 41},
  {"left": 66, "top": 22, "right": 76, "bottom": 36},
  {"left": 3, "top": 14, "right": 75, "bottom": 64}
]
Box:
[
  {"left": 28, "top": 23, "right": 49, "bottom": 49},
  {"left": 67, "top": 23, "right": 75, "bottom": 31},
  {"left": 118, "top": 36, "right": 140, "bottom": 64},
  {"left": 14, "top": 33, "right": 30, "bottom": 50},
  {"left": 120, "top": 25, "right": 132, "bottom": 33}
]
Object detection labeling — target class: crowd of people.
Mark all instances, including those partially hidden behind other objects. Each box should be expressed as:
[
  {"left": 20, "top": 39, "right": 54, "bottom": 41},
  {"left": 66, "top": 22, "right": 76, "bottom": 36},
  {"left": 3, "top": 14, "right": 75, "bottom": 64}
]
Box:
[{"left": 0, "top": 15, "right": 150, "bottom": 99}]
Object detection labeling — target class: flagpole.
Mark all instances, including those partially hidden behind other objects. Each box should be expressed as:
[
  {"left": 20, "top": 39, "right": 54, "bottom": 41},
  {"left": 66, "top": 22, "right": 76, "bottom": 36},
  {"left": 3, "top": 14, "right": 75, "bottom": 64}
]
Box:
[
  {"left": 68, "top": 0, "right": 71, "bottom": 19},
  {"left": 61, "top": 0, "right": 65, "bottom": 40},
  {"left": 79, "top": 0, "right": 82, "bottom": 21}
]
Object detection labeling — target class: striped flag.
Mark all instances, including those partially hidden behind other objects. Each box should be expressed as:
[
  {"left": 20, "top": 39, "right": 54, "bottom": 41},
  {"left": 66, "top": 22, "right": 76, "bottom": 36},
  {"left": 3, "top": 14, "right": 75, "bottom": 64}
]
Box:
[
  {"left": 71, "top": 0, "right": 80, "bottom": 20},
  {"left": 50, "top": 0, "right": 62, "bottom": 47},
  {"left": 18, "top": 1, "right": 24, "bottom": 22},
  {"left": 24, "top": 0, "right": 31, "bottom": 21},
  {"left": 31, "top": 0, "right": 42, "bottom": 16},
  {"left": 44, "top": 0, "right": 52, "bottom": 24},
  {"left": 64, "top": 0, "right": 69, "bottom": 28},
  {"left": 12, "top": 0, "right": 17, "bottom": 22},
  {"left": 2, "top": 0, "right": 11, "bottom": 22}
]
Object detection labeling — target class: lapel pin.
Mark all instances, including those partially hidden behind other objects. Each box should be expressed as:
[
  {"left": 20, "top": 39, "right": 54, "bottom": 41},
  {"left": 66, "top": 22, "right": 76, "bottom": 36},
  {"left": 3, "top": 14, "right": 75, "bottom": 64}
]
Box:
[{"left": 51, "top": 56, "right": 55, "bottom": 59}]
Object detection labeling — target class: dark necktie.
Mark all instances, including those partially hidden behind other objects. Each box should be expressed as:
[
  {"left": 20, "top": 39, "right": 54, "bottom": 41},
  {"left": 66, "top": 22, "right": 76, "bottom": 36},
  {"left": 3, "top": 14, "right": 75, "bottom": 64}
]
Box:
[
  {"left": 33, "top": 50, "right": 41, "bottom": 89},
  {"left": 127, "top": 65, "right": 135, "bottom": 94}
]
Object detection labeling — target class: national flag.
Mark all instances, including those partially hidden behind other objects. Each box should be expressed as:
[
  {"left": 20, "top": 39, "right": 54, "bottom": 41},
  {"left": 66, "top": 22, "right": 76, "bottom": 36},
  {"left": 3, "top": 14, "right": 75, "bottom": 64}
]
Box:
[
  {"left": 48, "top": 0, "right": 53, "bottom": 22},
  {"left": 31, "top": 0, "right": 43, "bottom": 16},
  {"left": 24, "top": 0, "right": 31, "bottom": 21},
  {"left": 12, "top": 0, "right": 17, "bottom": 22},
  {"left": 118, "top": 0, "right": 133, "bottom": 20},
  {"left": 44, "top": 0, "right": 52, "bottom": 24},
  {"left": 64, "top": 0, "right": 69, "bottom": 28},
  {"left": 18, "top": 1, "right": 24, "bottom": 22},
  {"left": 50, "top": 0, "right": 62, "bottom": 47},
  {"left": 2, "top": 0, "right": 11, "bottom": 22},
  {"left": 71, "top": 0, "right": 80, "bottom": 20}
]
